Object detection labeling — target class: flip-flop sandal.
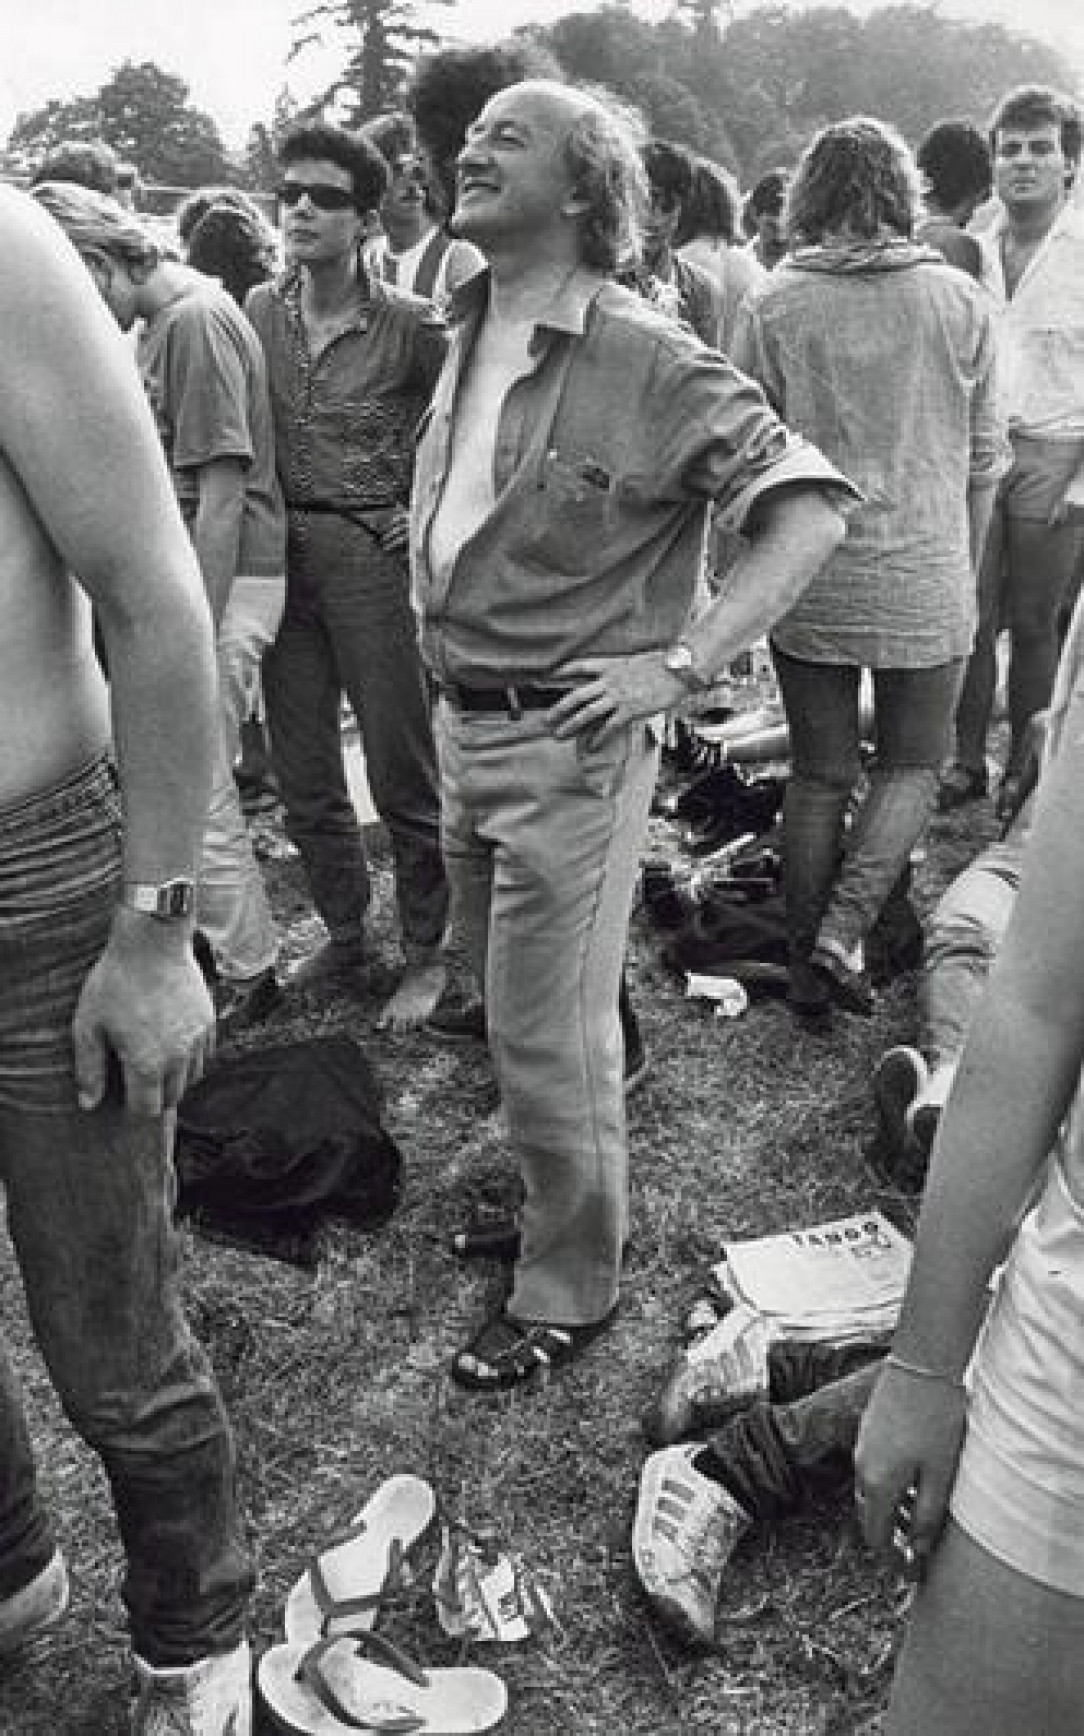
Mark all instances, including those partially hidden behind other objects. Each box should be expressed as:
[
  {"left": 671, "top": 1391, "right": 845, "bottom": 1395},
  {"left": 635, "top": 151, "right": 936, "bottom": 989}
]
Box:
[
  {"left": 451, "top": 1307, "right": 617, "bottom": 1392},
  {"left": 259, "top": 1631, "right": 507, "bottom": 1734},
  {"left": 285, "top": 1475, "right": 437, "bottom": 1644}
]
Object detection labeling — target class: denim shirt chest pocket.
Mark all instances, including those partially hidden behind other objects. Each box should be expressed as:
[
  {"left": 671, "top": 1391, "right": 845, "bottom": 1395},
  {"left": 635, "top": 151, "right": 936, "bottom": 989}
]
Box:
[{"left": 525, "top": 446, "right": 619, "bottom": 572}]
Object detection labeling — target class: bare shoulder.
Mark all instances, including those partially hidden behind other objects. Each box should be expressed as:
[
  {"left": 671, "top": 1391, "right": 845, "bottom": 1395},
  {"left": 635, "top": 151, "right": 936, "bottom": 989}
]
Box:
[
  {"left": 0, "top": 185, "right": 83, "bottom": 308},
  {"left": 0, "top": 186, "right": 119, "bottom": 387}
]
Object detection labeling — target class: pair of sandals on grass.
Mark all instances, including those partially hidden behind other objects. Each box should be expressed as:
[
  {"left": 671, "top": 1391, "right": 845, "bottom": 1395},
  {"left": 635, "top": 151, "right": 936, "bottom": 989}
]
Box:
[{"left": 259, "top": 1474, "right": 511, "bottom": 1734}]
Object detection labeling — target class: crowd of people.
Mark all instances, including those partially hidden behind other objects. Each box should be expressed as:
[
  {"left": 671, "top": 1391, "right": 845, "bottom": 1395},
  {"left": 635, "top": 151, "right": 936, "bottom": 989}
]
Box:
[{"left": 1, "top": 47, "right": 1083, "bottom": 1736}]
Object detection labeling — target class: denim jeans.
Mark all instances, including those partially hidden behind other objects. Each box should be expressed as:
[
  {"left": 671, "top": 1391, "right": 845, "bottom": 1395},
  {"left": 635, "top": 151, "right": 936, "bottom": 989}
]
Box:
[
  {"left": 773, "top": 648, "right": 962, "bottom": 958},
  {"left": 953, "top": 435, "right": 1084, "bottom": 776},
  {"left": 198, "top": 576, "right": 285, "bottom": 982},
  {"left": 0, "top": 758, "right": 252, "bottom": 1664},
  {"left": 437, "top": 701, "right": 658, "bottom": 1326},
  {"left": 920, "top": 834, "right": 1022, "bottom": 1070},
  {"left": 263, "top": 519, "right": 447, "bottom": 959}
]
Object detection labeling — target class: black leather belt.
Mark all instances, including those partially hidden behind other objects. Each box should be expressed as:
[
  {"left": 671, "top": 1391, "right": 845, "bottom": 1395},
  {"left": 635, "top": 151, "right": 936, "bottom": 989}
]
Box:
[{"left": 441, "top": 682, "right": 569, "bottom": 717}]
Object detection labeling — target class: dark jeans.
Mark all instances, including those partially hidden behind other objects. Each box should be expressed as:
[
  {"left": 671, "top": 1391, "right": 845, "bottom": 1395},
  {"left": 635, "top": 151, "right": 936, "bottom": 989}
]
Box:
[
  {"left": 0, "top": 758, "right": 252, "bottom": 1664},
  {"left": 773, "top": 648, "right": 962, "bottom": 958},
  {"left": 263, "top": 519, "right": 447, "bottom": 959},
  {"left": 953, "top": 437, "right": 1084, "bottom": 776}
]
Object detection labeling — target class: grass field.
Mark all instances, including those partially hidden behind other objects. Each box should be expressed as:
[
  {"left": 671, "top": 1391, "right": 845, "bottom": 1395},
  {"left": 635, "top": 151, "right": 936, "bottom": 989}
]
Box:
[{"left": 0, "top": 763, "right": 996, "bottom": 1736}]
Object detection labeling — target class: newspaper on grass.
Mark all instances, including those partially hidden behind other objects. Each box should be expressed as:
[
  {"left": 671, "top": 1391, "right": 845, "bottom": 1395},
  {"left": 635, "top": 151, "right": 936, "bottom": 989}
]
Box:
[{"left": 712, "top": 1209, "right": 912, "bottom": 1344}]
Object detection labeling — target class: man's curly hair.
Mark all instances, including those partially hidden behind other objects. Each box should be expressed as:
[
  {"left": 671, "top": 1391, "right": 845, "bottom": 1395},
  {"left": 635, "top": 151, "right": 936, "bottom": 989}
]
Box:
[
  {"left": 187, "top": 204, "right": 277, "bottom": 305},
  {"left": 563, "top": 85, "right": 648, "bottom": 273},
  {"left": 785, "top": 117, "right": 921, "bottom": 247},
  {"left": 916, "top": 120, "right": 992, "bottom": 213}
]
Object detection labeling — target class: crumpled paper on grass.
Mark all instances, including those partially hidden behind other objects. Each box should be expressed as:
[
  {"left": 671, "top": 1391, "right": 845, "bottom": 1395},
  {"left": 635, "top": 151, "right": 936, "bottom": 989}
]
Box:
[{"left": 432, "top": 1522, "right": 558, "bottom": 1643}]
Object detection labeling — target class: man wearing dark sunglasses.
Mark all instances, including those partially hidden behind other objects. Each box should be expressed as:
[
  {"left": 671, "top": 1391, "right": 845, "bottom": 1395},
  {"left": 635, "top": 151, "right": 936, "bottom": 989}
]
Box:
[
  {"left": 245, "top": 122, "right": 450, "bottom": 1030},
  {"left": 361, "top": 111, "right": 482, "bottom": 305}
]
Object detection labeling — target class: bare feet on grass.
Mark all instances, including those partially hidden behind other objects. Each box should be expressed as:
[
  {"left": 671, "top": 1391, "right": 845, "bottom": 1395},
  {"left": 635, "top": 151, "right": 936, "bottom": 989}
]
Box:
[{"left": 377, "top": 956, "right": 447, "bottom": 1031}]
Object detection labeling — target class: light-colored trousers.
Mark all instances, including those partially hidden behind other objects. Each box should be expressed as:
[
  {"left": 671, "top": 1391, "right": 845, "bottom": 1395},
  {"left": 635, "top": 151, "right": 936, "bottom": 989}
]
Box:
[
  {"left": 198, "top": 576, "right": 285, "bottom": 983},
  {"left": 437, "top": 700, "right": 658, "bottom": 1327}
]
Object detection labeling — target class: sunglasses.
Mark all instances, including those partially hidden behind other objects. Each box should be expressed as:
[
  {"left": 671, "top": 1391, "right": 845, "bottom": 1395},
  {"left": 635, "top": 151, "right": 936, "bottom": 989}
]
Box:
[
  {"left": 277, "top": 182, "right": 358, "bottom": 212},
  {"left": 391, "top": 160, "right": 429, "bottom": 186}
]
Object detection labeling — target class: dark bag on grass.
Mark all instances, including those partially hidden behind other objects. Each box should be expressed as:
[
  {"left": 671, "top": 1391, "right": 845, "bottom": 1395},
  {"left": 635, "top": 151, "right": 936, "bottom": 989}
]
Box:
[{"left": 175, "top": 1036, "right": 402, "bottom": 1263}]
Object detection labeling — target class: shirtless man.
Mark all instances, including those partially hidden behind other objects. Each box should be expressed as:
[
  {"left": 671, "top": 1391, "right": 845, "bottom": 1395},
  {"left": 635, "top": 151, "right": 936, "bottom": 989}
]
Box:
[
  {"left": 413, "top": 81, "right": 854, "bottom": 1392},
  {"left": 0, "top": 190, "right": 252, "bottom": 1734}
]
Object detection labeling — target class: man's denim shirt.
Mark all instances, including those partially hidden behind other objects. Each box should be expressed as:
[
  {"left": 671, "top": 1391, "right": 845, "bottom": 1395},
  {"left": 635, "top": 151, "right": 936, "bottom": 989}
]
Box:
[{"left": 411, "top": 269, "right": 855, "bottom": 688}]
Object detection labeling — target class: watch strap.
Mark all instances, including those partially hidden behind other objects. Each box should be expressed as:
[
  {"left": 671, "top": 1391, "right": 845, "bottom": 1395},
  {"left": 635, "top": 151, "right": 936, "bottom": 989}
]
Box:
[{"left": 121, "top": 879, "right": 196, "bottom": 920}]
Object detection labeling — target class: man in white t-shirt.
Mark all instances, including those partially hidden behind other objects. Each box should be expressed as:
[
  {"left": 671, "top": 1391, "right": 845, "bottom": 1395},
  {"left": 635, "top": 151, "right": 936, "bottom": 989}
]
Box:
[{"left": 362, "top": 112, "right": 482, "bottom": 304}]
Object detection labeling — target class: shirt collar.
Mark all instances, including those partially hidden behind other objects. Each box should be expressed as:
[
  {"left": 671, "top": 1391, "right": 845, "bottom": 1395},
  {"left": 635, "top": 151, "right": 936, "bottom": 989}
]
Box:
[
  {"left": 989, "top": 197, "right": 1084, "bottom": 246},
  {"left": 277, "top": 258, "right": 381, "bottom": 327},
  {"left": 446, "top": 264, "right": 605, "bottom": 339}
]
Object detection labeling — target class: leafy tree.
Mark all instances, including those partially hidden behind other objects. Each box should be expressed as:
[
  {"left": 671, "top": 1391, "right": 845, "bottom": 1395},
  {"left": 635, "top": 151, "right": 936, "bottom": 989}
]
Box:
[
  {"left": 537, "top": 8, "right": 738, "bottom": 166},
  {"left": 8, "top": 60, "right": 231, "bottom": 187},
  {"left": 290, "top": 0, "right": 453, "bottom": 125},
  {"left": 97, "top": 62, "right": 230, "bottom": 185},
  {"left": 532, "top": 2, "right": 1076, "bottom": 183},
  {"left": 9, "top": 95, "right": 106, "bottom": 159}
]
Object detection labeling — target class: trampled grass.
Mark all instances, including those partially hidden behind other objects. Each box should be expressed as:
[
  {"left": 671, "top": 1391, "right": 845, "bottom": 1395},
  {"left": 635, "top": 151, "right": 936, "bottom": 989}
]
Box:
[{"left": 0, "top": 778, "right": 997, "bottom": 1736}]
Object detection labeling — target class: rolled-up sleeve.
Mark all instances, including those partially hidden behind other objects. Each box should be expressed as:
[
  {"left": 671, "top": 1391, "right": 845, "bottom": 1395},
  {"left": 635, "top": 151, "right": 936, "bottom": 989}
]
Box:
[{"left": 645, "top": 333, "right": 861, "bottom": 531}]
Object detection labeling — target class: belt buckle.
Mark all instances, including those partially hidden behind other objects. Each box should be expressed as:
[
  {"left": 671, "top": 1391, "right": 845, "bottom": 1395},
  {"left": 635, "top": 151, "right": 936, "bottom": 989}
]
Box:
[{"left": 505, "top": 685, "right": 523, "bottom": 720}]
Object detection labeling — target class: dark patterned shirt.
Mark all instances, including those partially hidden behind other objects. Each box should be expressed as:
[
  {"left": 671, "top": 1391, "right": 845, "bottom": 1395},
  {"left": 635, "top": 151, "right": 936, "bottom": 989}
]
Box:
[{"left": 244, "top": 266, "right": 445, "bottom": 515}]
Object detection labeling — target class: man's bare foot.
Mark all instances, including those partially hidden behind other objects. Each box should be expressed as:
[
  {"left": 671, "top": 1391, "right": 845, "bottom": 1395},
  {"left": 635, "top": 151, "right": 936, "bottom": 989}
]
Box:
[{"left": 377, "top": 957, "right": 447, "bottom": 1030}]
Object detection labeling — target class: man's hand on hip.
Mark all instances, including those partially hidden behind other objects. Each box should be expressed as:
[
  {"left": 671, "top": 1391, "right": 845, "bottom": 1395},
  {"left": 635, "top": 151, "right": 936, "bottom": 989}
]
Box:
[
  {"left": 72, "top": 918, "right": 215, "bottom": 1118},
  {"left": 545, "top": 652, "right": 688, "bottom": 742}
]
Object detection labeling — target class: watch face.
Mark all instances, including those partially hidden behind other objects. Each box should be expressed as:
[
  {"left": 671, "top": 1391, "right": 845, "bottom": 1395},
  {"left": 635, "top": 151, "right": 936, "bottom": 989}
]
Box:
[{"left": 161, "top": 880, "right": 195, "bottom": 918}]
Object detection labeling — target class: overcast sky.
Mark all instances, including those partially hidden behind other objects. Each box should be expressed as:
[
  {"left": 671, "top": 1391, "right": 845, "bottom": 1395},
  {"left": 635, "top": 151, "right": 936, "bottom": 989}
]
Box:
[{"left": 0, "top": 0, "right": 1081, "bottom": 148}]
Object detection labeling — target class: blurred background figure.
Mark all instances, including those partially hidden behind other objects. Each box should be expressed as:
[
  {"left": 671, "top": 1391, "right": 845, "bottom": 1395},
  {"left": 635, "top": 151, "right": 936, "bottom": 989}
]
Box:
[
  {"left": 30, "top": 137, "right": 120, "bottom": 197},
  {"left": 678, "top": 154, "right": 766, "bottom": 352},
  {"left": 114, "top": 160, "right": 142, "bottom": 211},
  {"left": 743, "top": 167, "right": 792, "bottom": 269},
  {"left": 915, "top": 119, "right": 993, "bottom": 279},
  {"left": 361, "top": 110, "right": 482, "bottom": 301},
  {"left": 187, "top": 199, "right": 278, "bottom": 306}
]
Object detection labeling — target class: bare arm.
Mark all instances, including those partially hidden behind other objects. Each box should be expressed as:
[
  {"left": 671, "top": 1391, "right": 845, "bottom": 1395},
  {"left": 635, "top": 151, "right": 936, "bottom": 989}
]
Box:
[
  {"left": 857, "top": 664, "right": 1084, "bottom": 1561},
  {"left": 967, "top": 478, "right": 997, "bottom": 573},
  {"left": 0, "top": 189, "right": 216, "bottom": 1113},
  {"left": 191, "top": 456, "right": 245, "bottom": 624},
  {"left": 547, "top": 487, "right": 846, "bottom": 739}
]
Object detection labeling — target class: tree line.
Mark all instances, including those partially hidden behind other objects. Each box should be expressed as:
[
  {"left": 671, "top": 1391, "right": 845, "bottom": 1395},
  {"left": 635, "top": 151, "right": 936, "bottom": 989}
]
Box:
[{"left": 3, "top": 3, "right": 1076, "bottom": 194}]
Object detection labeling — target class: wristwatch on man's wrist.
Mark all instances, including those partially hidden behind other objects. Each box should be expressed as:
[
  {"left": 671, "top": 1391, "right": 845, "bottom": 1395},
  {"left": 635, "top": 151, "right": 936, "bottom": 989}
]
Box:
[
  {"left": 664, "top": 639, "right": 714, "bottom": 693},
  {"left": 121, "top": 878, "right": 197, "bottom": 921}
]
